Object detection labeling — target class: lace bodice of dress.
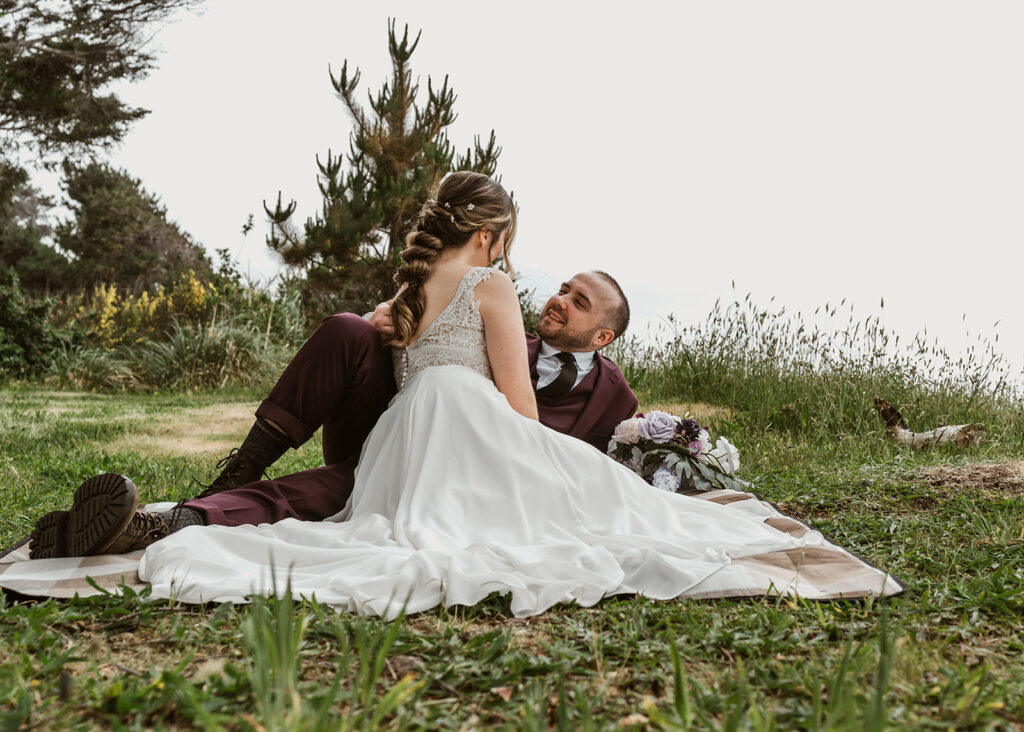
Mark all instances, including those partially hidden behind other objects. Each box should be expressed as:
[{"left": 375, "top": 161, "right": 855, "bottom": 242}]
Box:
[{"left": 393, "top": 267, "right": 494, "bottom": 391}]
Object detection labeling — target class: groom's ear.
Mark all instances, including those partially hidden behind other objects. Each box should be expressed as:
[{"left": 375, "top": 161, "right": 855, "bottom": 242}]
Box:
[{"left": 590, "top": 328, "right": 615, "bottom": 350}]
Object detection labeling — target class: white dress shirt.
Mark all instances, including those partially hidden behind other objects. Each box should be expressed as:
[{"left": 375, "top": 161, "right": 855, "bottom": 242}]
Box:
[{"left": 536, "top": 341, "right": 597, "bottom": 391}]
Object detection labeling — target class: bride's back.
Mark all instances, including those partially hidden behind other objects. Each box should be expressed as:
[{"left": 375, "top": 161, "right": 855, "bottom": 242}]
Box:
[
  {"left": 393, "top": 263, "right": 494, "bottom": 392},
  {"left": 408, "top": 261, "right": 479, "bottom": 343}
]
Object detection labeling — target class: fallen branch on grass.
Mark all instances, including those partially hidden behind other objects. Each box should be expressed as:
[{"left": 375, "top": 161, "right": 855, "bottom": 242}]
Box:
[{"left": 873, "top": 398, "right": 986, "bottom": 449}]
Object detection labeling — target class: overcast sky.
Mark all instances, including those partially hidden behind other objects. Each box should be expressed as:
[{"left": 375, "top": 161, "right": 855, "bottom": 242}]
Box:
[{"left": 101, "top": 1, "right": 1024, "bottom": 381}]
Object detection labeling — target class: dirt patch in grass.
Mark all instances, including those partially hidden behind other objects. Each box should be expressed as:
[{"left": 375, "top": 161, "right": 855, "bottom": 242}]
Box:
[
  {"left": 64, "top": 625, "right": 242, "bottom": 688},
  {"left": 640, "top": 401, "right": 734, "bottom": 422},
  {"left": 907, "top": 462, "right": 1024, "bottom": 498},
  {"left": 102, "top": 403, "right": 257, "bottom": 457},
  {"left": 406, "top": 614, "right": 555, "bottom": 655},
  {"left": 39, "top": 405, "right": 79, "bottom": 416}
]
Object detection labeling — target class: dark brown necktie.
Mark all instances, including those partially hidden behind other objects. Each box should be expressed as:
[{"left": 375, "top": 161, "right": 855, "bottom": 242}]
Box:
[{"left": 535, "top": 352, "right": 578, "bottom": 399}]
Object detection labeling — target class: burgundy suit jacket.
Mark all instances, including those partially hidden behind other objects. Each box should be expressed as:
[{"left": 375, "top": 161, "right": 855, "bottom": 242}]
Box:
[{"left": 527, "top": 334, "right": 639, "bottom": 451}]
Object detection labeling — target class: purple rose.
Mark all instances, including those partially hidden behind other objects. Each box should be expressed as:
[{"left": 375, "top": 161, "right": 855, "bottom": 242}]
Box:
[
  {"left": 678, "top": 418, "right": 702, "bottom": 442},
  {"left": 642, "top": 411, "right": 677, "bottom": 443},
  {"left": 688, "top": 440, "right": 704, "bottom": 455}
]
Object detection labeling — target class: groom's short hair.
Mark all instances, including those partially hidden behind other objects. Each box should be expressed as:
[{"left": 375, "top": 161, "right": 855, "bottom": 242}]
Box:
[{"left": 592, "top": 271, "right": 630, "bottom": 339}]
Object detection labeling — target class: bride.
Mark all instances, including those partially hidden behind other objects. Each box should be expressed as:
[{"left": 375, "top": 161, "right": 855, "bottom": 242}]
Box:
[{"left": 139, "top": 172, "right": 822, "bottom": 618}]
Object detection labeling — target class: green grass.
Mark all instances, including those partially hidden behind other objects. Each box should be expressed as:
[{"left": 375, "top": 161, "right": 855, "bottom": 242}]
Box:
[
  {"left": 3, "top": 289, "right": 1024, "bottom": 729},
  {"left": 1, "top": 388, "right": 1022, "bottom": 729}
]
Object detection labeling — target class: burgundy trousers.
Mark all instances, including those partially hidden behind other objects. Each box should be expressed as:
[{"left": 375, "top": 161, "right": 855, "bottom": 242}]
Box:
[{"left": 183, "top": 313, "right": 396, "bottom": 527}]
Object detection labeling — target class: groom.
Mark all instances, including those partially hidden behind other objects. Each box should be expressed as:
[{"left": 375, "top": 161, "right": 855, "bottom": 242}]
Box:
[{"left": 29, "top": 271, "right": 639, "bottom": 558}]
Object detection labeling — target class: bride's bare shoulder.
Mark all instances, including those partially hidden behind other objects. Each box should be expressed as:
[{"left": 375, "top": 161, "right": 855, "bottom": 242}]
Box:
[
  {"left": 473, "top": 269, "right": 516, "bottom": 313},
  {"left": 473, "top": 267, "right": 511, "bottom": 290}
]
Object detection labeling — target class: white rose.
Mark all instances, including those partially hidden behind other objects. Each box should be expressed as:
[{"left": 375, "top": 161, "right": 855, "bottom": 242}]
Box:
[
  {"left": 612, "top": 418, "right": 643, "bottom": 445},
  {"left": 705, "top": 436, "right": 740, "bottom": 475}
]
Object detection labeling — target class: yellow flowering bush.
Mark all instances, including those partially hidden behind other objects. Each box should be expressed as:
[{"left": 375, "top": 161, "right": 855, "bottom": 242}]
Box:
[
  {"left": 39, "top": 265, "right": 309, "bottom": 391},
  {"left": 59, "top": 270, "right": 218, "bottom": 347}
]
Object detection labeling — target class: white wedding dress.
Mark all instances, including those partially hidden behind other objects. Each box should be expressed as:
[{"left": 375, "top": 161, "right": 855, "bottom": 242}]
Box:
[{"left": 139, "top": 267, "right": 823, "bottom": 617}]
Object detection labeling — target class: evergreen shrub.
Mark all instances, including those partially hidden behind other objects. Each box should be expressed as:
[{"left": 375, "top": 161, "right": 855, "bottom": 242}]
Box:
[{"left": 0, "top": 271, "right": 70, "bottom": 379}]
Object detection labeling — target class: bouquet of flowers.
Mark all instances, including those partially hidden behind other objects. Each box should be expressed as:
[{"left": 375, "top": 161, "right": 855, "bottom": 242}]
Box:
[{"left": 607, "top": 411, "right": 747, "bottom": 493}]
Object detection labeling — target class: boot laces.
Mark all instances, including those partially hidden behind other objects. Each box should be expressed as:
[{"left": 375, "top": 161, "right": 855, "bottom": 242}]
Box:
[
  {"left": 191, "top": 449, "right": 266, "bottom": 500},
  {"left": 127, "top": 512, "right": 170, "bottom": 543}
]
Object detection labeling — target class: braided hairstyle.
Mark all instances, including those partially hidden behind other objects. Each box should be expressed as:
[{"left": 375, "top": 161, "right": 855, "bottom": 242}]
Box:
[{"left": 389, "top": 171, "right": 517, "bottom": 347}]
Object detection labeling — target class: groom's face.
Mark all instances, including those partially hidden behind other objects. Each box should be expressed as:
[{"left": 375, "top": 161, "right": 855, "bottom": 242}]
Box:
[{"left": 536, "top": 273, "right": 617, "bottom": 352}]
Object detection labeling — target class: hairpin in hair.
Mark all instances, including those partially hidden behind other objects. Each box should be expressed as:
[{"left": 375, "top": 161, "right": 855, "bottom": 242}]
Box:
[
  {"left": 443, "top": 202, "right": 451, "bottom": 208},
  {"left": 466, "top": 203, "right": 475, "bottom": 211},
  {"left": 450, "top": 215, "right": 455, "bottom": 222}
]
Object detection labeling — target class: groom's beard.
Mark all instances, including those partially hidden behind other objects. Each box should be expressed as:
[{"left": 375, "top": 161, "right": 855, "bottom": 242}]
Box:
[{"left": 536, "top": 316, "right": 602, "bottom": 351}]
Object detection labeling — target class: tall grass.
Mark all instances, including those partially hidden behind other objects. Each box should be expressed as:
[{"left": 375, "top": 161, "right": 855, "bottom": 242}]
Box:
[
  {"left": 646, "top": 606, "right": 897, "bottom": 731},
  {"left": 242, "top": 586, "right": 423, "bottom": 731},
  {"left": 47, "top": 293, "right": 306, "bottom": 392},
  {"left": 611, "top": 295, "right": 1024, "bottom": 447},
  {"left": 17, "top": 280, "right": 1024, "bottom": 455}
]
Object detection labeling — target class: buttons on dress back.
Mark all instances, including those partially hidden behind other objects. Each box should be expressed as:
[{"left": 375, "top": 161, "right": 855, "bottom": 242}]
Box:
[{"left": 399, "top": 350, "right": 409, "bottom": 391}]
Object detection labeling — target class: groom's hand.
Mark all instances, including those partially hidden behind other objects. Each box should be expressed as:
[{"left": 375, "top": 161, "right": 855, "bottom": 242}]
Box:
[{"left": 368, "top": 301, "right": 395, "bottom": 343}]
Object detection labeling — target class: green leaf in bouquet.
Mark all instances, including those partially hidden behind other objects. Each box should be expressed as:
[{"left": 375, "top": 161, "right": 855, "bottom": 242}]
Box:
[
  {"left": 689, "top": 458, "right": 752, "bottom": 493},
  {"left": 701, "top": 452, "right": 726, "bottom": 472},
  {"left": 691, "top": 460, "right": 733, "bottom": 492},
  {"left": 693, "top": 460, "right": 716, "bottom": 482},
  {"left": 691, "top": 472, "right": 715, "bottom": 491},
  {"left": 641, "top": 452, "right": 663, "bottom": 472},
  {"left": 721, "top": 473, "right": 753, "bottom": 492}
]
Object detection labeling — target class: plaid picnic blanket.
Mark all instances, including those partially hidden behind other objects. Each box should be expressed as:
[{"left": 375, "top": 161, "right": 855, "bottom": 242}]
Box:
[{"left": 0, "top": 495, "right": 904, "bottom": 601}]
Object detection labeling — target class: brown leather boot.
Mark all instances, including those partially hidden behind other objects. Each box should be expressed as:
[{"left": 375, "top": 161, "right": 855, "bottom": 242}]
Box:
[
  {"left": 192, "top": 449, "right": 266, "bottom": 500},
  {"left": 29, "top": 474, "right": 139, "bottom": 559},
  {"left": 191, "top": 419, "right": 292, "bottom": 500},
  {"left": 101, "top": 511, "right": 172, "bottom": 554},
  {"left": 99, "top": 505, "right": 206, "bottom": 554}
]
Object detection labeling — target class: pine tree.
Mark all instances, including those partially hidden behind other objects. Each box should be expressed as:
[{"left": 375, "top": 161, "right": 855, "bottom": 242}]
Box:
[
  {"left": 1, "top": 0, "right": 201, "bottom": 292},
  {"left": 264, "top": 20, "right": 505, "bottom": 314},
  {"left": 0, "top": 0, "right": 199, "bottom": 160}
]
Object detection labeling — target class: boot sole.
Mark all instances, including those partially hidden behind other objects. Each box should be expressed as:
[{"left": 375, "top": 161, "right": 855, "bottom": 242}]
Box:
[
  {"left": 28, "top": 511, "right": 70, "bottom": 559},
  {"left": 29, "top": 474, "right": 139, "bottom": 559}
]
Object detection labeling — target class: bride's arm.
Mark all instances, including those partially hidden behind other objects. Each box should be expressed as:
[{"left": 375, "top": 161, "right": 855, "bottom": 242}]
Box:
[{"left": 477, "top": 271, "right": 539, "bottom": 421}]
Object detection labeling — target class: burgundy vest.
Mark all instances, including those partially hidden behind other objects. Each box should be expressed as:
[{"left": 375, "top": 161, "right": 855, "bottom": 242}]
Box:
[{"left": 527, "top": 335, "right": 638, "bottom": 451}]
